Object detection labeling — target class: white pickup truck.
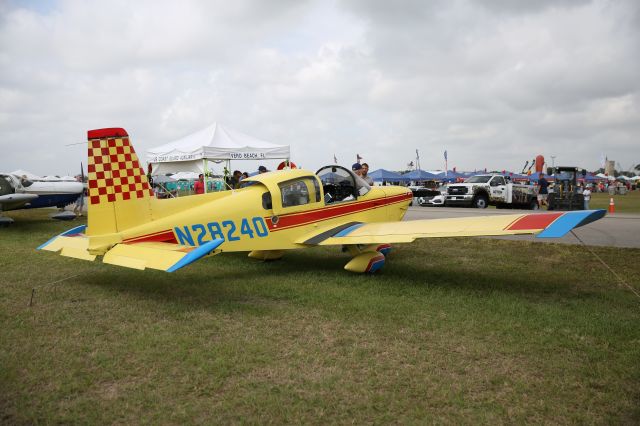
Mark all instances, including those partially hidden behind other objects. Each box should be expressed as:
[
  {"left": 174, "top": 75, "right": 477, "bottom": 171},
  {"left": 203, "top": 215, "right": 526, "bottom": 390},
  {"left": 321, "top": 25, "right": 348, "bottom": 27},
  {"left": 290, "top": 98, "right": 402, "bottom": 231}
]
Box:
[{"left": 444, "top": 174, "right": 538, "bottom": 209}]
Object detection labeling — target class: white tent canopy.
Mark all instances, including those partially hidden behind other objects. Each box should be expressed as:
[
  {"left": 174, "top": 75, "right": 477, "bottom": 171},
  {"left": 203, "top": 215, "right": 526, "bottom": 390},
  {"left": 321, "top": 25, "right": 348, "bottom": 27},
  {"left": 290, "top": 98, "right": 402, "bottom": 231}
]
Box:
[
  {"left": 9, "top": 169, "right": 41, "bottom": 180},
  {"left": 171, "top": 171, "right": 200, "bottom": 180},
  {"left": 146, "top": 122, "right": 290, "bottom": 175}
]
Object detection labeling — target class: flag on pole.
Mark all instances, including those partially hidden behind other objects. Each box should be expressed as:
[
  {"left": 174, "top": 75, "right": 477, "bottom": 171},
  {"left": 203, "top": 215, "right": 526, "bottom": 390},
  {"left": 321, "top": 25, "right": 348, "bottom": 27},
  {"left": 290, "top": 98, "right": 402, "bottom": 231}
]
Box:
[
  {"left": 356, "top": 154, "right": 363, "bottom": 163},
  {"left": 444, "top": 150, "right": 448, "bottom": 176},
  {"left": 333, "top": 154, "right": 338, "bottom": 164}
]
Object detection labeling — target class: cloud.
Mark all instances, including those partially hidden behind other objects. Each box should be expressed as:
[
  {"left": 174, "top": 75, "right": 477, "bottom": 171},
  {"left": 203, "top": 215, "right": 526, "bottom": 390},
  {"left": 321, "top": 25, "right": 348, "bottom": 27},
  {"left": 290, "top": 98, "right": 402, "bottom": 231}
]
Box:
[{"left": 0, "top": 0, "right": 638, "bottom": 176}]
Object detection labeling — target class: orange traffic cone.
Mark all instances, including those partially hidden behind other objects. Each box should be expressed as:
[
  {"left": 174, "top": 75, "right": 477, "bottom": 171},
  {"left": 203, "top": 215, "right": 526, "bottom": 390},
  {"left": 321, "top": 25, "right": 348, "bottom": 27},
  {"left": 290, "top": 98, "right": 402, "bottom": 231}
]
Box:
[{"left": 608, "top": 197, "right": 615, "bottom": 214}]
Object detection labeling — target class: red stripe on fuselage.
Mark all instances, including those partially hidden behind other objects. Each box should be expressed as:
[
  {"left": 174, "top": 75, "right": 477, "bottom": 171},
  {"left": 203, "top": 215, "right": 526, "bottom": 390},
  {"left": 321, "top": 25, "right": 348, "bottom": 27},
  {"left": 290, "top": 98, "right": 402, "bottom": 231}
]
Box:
[
  {"left": 123, "top": 230, "right": 178, "bottom": 244},
  {"left": 505, "top": 212, "right": 564, "bottom": 231},
  {"left": 266, "top": 193, "right": 411, "bottom": 232}
]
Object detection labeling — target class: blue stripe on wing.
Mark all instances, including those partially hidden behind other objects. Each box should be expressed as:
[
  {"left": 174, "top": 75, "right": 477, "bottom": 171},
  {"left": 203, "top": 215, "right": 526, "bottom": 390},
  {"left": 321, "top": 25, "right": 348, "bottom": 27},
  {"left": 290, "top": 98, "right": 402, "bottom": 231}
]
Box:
[
  {"left": 334, "top": 223, "right": 365, "bottom": 237},
  {"left": 167, "top": 238, "right": 224, "bottom": 272},
  {"left": 536, "top": 209, "right": 606, "bottom": 238},
  {"left": 37, "top": 225, "right": 87, "bottom": 250}
]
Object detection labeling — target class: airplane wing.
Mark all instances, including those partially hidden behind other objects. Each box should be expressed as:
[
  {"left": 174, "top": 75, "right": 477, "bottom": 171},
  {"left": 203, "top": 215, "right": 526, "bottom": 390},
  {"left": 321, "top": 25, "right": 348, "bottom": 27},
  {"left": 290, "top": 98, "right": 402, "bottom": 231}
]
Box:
[
  {"left": 38, "top": 225, "right": 224, "bottom": 272},
  {"left": 0, "top": 193, "right": 38, "bottom": 205},
  {"left": 300, "top": 210, "right": 606, "bottom": 246}
]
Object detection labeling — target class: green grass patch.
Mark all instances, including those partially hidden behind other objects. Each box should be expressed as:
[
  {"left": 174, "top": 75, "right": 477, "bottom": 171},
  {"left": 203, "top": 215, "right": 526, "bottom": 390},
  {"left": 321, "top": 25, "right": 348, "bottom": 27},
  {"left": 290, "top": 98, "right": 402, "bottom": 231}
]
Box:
[
  {"left": 2, "top": 209, "right": 640, "bottom": 423},
  {"left": 589, "top": 190, "right": 640, "bottom": 213}
]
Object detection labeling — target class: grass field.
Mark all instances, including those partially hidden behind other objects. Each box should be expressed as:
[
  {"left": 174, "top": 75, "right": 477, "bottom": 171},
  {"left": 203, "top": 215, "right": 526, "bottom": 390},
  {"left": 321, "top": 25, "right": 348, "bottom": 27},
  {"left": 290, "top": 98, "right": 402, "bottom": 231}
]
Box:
[
  {"left": 588, "top": 190, "right": 640, "bottom": 213},
  {"left": 1, "top": 209, "right": 639, "bottom": 424}
]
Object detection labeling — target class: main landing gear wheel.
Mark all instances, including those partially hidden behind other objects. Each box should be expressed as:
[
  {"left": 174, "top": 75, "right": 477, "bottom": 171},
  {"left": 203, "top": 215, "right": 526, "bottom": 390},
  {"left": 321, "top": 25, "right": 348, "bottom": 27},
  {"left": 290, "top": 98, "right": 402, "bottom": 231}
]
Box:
[
  {"left": 344, "top": 251, "right": 385, "bottom": 273},
  {"left": 342, "top": 244, "right": 391, "bottom": 273},
  {"left": 0, "top": 216, "right": 14, "bottom": 227}
]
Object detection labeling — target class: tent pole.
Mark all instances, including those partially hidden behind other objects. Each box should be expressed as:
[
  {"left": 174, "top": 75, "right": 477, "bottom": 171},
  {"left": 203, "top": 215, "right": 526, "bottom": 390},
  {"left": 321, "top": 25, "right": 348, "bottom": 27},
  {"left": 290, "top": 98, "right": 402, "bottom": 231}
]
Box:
[{"left": 203, "top": 159, "right": 208, "bottom": 193}]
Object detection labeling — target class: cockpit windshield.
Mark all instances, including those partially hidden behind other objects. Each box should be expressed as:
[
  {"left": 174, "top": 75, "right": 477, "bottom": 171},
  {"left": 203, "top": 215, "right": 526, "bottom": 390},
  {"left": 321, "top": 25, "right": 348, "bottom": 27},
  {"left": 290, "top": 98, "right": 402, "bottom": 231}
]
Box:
[{"left": 316, "top": 165, "right": 370, "bottom": 203}]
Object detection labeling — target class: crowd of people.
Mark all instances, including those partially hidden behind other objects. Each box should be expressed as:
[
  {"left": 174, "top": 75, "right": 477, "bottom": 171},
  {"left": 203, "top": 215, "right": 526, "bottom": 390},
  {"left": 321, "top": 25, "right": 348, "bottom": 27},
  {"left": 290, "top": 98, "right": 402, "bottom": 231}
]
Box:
[
  {"left": 534, "top": 172, "right": 636, "bottom": 210},
  {"left": 192, "top": 161, "right": 379, "bottom": 195},
  {"left": 193, "top": 165, "right": 270, "bottom": 194},
  {"left": 351, "top": 162, "right": 374, "bottom": 185},
  {"left": 180, "top": 164, "right": 637, "bottom": 213}
]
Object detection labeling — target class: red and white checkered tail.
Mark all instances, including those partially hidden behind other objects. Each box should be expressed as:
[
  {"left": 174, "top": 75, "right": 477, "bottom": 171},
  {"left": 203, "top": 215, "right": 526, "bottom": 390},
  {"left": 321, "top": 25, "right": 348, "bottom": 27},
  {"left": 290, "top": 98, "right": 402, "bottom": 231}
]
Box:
[{"left": 86, "top": 128, "right": 154, "bottom": 235}]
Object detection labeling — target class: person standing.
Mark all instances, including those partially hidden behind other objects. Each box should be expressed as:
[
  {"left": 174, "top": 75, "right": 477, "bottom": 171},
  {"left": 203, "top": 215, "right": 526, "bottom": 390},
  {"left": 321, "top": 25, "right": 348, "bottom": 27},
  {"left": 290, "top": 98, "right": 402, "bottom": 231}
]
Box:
[
  {"left": 229, "top": 170, "right": 242, "bottom": 189},
  {"left": 583, "top": 185, "right": 591, "bottom": 210},
  {"left": 194, "top": 174, "right": 205, "bottom": 194},
  {"left": 361, "top": 163, "right": 374, "bottom": 185},
  {"left": 73, "top": 175, "right": 85, "bottom": 216},
  {"left": 537, "top": 173, "right": 549, "bottom": 208}
]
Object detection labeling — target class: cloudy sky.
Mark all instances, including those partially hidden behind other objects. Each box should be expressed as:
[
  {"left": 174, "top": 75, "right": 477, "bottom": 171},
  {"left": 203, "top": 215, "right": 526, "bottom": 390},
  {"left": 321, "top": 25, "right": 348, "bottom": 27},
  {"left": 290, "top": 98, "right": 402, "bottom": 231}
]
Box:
[{"left": 1, "top": 0, "right": 638, "bottom": 176}]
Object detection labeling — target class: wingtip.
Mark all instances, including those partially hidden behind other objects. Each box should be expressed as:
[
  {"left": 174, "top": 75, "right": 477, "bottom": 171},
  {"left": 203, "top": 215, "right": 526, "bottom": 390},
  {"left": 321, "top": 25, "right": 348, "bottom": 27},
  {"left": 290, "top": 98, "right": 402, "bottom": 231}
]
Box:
[
  {"left": 536, "top": 210, "right": 606, "bottom": 239},
  {"left": 37, "top": 225, "right": 87, "bottom": 250},
  {"left": 166, "top": 239, "right": 224, "bottom": 272}
]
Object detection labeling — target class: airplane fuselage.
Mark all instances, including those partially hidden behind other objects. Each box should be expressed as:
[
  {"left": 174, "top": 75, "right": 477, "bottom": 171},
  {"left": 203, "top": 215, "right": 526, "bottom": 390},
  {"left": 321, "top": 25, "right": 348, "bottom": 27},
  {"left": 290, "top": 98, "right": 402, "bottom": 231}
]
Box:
[
  {"left": 0, "top": 174, "right": 83, "bottom": 211},
  {"left": 95, "top": 171, "right": 412, "bottom": 254}
]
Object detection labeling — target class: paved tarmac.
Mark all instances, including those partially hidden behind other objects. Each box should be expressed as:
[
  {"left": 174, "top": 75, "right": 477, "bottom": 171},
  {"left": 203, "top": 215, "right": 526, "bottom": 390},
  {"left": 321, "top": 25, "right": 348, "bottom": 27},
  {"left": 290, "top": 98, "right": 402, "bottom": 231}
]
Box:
[{"left": 404, "top": 206, "right": 640, "bottom": 249}]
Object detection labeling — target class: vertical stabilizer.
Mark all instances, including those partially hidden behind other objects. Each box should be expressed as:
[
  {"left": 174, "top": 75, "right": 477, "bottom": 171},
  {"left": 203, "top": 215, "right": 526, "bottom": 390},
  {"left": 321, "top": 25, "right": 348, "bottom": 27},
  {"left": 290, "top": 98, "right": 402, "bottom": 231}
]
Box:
[{"left": 86, "top": 128, "right": 153, "bottom": 236}]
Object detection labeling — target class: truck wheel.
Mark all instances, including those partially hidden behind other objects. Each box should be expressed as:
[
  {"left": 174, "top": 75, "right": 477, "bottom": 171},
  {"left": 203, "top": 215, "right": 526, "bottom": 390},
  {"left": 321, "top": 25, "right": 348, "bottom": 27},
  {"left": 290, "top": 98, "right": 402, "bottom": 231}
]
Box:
[{"left": 472, "top": 194, "right": 488, "bottom": 209}]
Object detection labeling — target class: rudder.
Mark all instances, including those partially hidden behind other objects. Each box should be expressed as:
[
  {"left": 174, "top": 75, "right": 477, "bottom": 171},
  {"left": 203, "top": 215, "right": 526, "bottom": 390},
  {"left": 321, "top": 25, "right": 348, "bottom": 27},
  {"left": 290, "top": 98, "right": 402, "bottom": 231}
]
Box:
[{"left": 87, "top": 128, "right": 154, "bottom": 235}]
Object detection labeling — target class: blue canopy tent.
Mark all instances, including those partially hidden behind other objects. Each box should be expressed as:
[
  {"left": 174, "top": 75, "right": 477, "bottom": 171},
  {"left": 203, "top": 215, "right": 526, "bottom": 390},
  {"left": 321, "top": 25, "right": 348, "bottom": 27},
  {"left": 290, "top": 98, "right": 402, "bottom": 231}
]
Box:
[
  {"left": 496, "top": 171, "right": 529, "bottom": 181},
  {"left": 402, "top": 169, "right": 438, "bottom": 180},
  {"left": 529, "top": 172, "right": 555, "bottom": 181},
  {"left": 433, "top": 171, "right": 464, "bottom": 182},
  {"left": 580, "top": 173, "right": 601, "bottom": 183},
  {"left": 369, "top": 169, "right": 410, "bottom": 182}
]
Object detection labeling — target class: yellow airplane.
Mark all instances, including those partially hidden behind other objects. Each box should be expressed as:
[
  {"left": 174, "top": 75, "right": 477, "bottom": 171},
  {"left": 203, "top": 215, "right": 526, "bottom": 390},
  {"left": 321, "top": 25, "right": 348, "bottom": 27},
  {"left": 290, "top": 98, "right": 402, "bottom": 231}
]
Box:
[{"left": 39, "top": 128, "right": 606, "bottom": 273}]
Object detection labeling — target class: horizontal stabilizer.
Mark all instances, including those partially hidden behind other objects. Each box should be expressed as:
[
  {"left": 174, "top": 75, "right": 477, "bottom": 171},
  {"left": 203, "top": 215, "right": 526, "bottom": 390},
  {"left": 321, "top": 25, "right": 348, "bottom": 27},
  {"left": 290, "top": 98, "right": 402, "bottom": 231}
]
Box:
[
  {"left": 39, "top": 225, "right": 224, "bottom": 272},
  {"left": 103, "top": 239, "right": 224, "bottom": 272},
  {"left": 37, "top": 225, "right": 96, "bottom": 261}
]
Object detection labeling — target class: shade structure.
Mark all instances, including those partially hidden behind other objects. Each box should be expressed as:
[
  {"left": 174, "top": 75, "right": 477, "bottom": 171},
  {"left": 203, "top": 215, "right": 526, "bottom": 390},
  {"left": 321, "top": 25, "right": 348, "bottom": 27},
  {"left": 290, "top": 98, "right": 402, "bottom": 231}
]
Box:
[
  {"left": 152, "top": 175, "right": 176, "bottom": 184},
  {"left": 368, "top": 168, "right": 410, "bottom": 182},
  {"left": 402, "top": 169, "right": 437, "bottom": 180},
  {"left": 171, "top": 171, "right": 200, "bottom": 180},
  {"left": 529, "top": 172, "right": 555, "bottom": 181},
  {"left": 146, "top": 122, "right": 290, "bottom": 174},
  {"left": 440, "top": 170, "right": 467, "bottom": 182},
  {"left": 9, "top": 169, "right": 41, "bottom": 180},
  {"left": 580, "top": 173, "right": 602, "bottom": 182}
]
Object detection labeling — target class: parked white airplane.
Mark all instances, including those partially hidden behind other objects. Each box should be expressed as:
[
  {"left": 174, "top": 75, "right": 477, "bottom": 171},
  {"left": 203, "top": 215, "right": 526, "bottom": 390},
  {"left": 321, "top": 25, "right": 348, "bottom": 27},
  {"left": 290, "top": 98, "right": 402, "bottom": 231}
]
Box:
[{"left": 0, "top": 173, "right": 84, "bottom": 225}]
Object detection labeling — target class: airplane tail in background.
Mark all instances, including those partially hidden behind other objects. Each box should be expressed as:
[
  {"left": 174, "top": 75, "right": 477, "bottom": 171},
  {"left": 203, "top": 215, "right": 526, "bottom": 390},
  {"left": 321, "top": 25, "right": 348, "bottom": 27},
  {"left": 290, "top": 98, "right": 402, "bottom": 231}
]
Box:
[{"left": 86, "top": 128, "right": 154, "bottom": 235}]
